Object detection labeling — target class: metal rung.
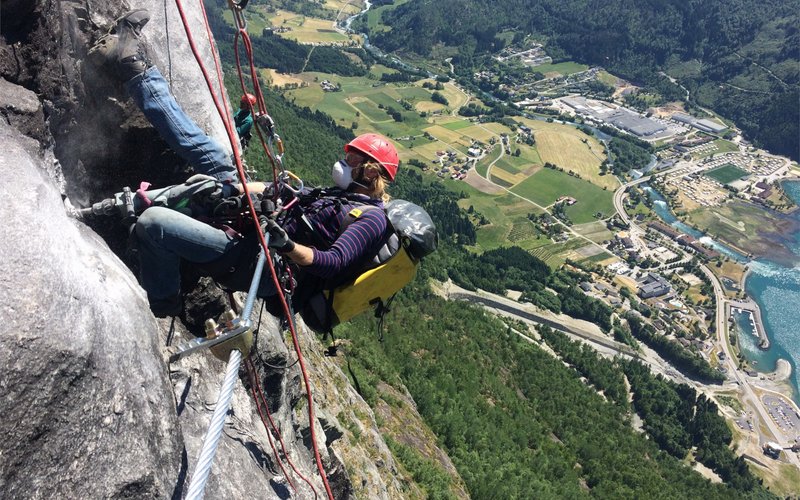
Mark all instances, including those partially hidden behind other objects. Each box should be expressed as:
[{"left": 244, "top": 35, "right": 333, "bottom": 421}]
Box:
[{"left": 169, "top": 320, "right": 251, "bottom": 362}]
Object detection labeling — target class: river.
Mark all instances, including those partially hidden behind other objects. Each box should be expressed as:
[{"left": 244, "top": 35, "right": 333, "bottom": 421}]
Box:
[{"left": 644, "top": 182, "right": 800, "bottom": 403}]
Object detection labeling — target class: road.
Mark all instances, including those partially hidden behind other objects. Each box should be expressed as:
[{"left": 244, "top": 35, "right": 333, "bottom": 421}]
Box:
[{"left": 442, "top": 282, "right": 701, "bottom": 387}]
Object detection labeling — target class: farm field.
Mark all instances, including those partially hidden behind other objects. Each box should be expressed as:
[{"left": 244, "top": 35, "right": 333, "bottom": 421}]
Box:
[
  {"left": 265, "top": 9, "right": 354, "bottom": 45},
  {"left": 515, "top": 118, "right": 614, "bottom": 189},
  {"left": 414, "top": 79, "right": 471, "bottom": 111},
  {"left": 511, "top": 168, "right": 614, "bottom": 224},
  {"left": 261, "top": 68, "right": 305, "bottom": 89},
  {"left": 573, "top": 221, "right": 614, "bottom": 243},
  {"left": 533, "top": 61, "right": 590, "bottom": 77},
  {"left": 704, "top": 163, "right": 749, "bottom": 184},
  {"left": 531, "top": 237, "right": 594, "bottom": 269},
  {"left": 287, "top": 72, "right": 436, "bottom": 138},
  {"left": 456, "top": 184, "right": 546, "bottom": 250},
  {"left": 323, "top": 0, "right": 365, "bottom": 19},
  {"left": 476, "top": 146, "right": 502, "bottom": 178}
]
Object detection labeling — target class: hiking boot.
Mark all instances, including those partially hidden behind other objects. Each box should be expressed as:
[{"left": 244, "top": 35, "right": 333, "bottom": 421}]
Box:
[
  {"left": 89, "top": 9, "right": 152, "bottom": 81},
  {"left": 150, "top": 294, "right": 183, "bottom": 318}
]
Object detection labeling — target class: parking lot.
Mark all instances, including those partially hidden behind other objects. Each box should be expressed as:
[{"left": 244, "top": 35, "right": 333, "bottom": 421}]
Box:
[{"left": 763, "top": 394, "right": 800, "bottom": 439}]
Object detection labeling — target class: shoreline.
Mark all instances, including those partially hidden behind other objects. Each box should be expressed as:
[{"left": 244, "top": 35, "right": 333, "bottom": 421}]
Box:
[
  {"left": 768, "top": 358, "right": 792, "bottom": 383},
  {"left": 741, "top": 264, "right": 752, "bottom": 290}
]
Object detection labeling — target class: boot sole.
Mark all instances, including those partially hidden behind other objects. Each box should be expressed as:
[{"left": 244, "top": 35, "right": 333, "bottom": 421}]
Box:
[
  {"left": 88, "top": 10, "right": 151, "bottom": 69},
  {"left": 111, "top": 9, "right": 150, "bottom": 35}
]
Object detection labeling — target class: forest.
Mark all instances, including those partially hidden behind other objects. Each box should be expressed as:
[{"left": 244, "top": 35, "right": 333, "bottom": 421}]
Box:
[
  {"left": 368, "top": 0, "right": 799, "bottom": 160},
  {"left": 338, "top": 284, "right": 772, "bottom": 498},
  {"left": 607, "top": 137, "right": 654, "bottom": 175},
  {"left": 206, "top": 1, "right": 366, "bottom": 76}
]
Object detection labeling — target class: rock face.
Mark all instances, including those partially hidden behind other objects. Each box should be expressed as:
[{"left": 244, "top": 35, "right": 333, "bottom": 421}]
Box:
[
  {"left": 0, "top": 120, "right": 182, "bottom": 498},
  {"left": 0, "top": 1, "right": 419, "bottom": 498}
]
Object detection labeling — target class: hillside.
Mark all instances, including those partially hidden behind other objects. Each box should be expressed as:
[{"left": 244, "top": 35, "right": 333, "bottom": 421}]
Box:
[{"left": 366, "top": 0, "right": 800, "bottom": 160}]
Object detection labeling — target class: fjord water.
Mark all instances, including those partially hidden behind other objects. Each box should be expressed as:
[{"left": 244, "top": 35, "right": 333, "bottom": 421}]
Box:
[
  {"left": 645, "top": 183, "right": 800, "bottom": 402},
  {"left": 744, "top": 181, "right": 800, "bottom": 402}
]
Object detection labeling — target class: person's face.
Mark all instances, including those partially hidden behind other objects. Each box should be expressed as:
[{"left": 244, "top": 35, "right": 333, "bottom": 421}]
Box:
[
  {"left": 346, "top": 150, "right": 387, "bottom": 182},
  {"left": 345, "top": 150, "right": 368, "bottom": 168}
]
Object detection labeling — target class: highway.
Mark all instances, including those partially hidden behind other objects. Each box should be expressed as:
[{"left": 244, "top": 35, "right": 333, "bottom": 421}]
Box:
[{"left": 448, "top": 289, "right": 639, "bottom": 359}]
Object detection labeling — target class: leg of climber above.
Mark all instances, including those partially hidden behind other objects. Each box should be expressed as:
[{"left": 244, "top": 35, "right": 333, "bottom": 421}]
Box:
[
  {"left": 135, "top": 207, "right": 235, "bottom": 316},
  {"left": 90, "top": 9, "right": 239, "bottom": 188}
]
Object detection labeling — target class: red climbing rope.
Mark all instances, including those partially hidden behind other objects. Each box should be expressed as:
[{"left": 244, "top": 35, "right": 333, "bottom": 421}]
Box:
[
  {"left": 245, "top": 356, "right": 320, "bottom": 499},
  {"left": 198, "top": 0, "right": 234, "bottom": 146},
  {"left": 242, "top": 358, "right": 298, "bottom": 495},
  {"left": 172, "top": 2, "right": 334, "bottom": 498}
]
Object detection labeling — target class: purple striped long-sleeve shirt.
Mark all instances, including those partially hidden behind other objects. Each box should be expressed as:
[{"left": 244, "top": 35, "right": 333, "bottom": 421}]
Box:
[{"left": 283, "top": 194, "right": 389, "bottom": 279}]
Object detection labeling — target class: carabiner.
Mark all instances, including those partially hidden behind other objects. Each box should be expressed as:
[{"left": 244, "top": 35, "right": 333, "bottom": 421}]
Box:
[
  {"left": 279, "top": 170, "right": 304, "bottom": 195},
  {"left": 227, "top": 0, "right": 249, "bottom": 11}
]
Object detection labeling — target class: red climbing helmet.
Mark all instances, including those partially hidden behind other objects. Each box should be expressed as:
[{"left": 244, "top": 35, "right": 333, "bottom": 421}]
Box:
[
  {"left": 345, "top": 133, "right": 399, "bottom": 181},
  {"left": 240, "top": 93, "right": 257, "bottom": 108}
]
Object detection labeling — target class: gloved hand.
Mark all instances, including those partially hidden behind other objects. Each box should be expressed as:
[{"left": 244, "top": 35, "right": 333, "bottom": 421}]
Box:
[
  {"left": 184, "top": 174, "right": 218, "bottom": 185},
  {"left": 263, "top": 219, "right": 295, "bottom": 254}
]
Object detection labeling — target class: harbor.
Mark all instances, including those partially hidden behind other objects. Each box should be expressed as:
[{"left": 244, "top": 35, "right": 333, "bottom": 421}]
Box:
[{"left": 729, "top": 301, "right": 770, "bottom": 350}]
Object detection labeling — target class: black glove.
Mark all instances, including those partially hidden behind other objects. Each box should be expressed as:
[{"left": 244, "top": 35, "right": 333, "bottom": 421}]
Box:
[{"left": 263, "top": 219, "right": 295, "bottom": 254}]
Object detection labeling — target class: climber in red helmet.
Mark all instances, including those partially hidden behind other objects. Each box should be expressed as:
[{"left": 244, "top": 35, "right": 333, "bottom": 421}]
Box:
[
  {"left": 234, "top": 93, "right": 257, "bottom": 149},
  {"left": 90, "top": 9, "right": 402, "bottom": 318},
  {"left": 135, "top": 130, "right": 402, "bottom": 317},
  {"left": 343, "top": 133, "right": 399, "bottom": 182}
]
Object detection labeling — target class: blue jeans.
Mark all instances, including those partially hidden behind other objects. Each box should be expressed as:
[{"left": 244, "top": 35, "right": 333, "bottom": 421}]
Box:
[
  {"left": 126, "top": 67, "right": 238, "bottom": 185},
  {"left": 135, "top": 208, "right": 277, "bottom": 302},
  {"left": 136, "top": 207, "right": 233, "bottom": 301},
  {"left": 127, "top": 68, "right": 271, "bottom": 303}
]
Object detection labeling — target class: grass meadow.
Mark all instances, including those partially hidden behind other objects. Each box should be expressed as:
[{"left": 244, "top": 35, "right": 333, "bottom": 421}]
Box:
[
  {"left": 533, "top": 61, "right": 590, "bottom": 77},
  {"left": 511, "top": 168, "right": 614, "bottom": 224},
  {"left": 265, "top": 10, "right": 354, "bottom": 45},
  {"left": 515, "top": 118, "right": 614, "bottom": 189},
  {"left": 704, "top": 163, "right": 749, "bottom": 184}
]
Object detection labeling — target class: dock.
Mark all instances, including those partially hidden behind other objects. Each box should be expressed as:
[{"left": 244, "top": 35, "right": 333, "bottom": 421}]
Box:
[{"left": 729, "top": 300, "right": 770, "bottom": 349}]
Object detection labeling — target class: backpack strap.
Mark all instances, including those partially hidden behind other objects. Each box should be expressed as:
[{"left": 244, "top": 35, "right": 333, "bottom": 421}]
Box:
[{"left": 336, "top": 205, "right": 382, "bottom": 238}]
